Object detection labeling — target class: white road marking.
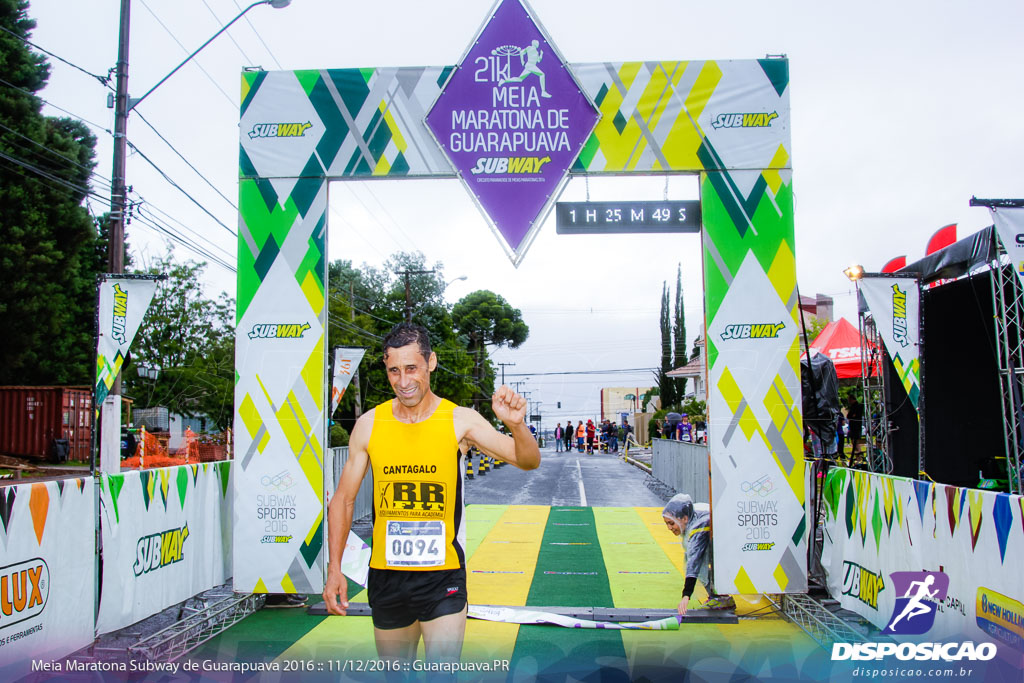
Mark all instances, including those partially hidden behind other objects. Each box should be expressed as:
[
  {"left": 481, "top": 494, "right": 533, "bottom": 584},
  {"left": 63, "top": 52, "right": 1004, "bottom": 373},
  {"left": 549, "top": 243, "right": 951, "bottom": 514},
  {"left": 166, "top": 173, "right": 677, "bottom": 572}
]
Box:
[{"left": 576, "top": 459, "right": 587, "bottom": 506}]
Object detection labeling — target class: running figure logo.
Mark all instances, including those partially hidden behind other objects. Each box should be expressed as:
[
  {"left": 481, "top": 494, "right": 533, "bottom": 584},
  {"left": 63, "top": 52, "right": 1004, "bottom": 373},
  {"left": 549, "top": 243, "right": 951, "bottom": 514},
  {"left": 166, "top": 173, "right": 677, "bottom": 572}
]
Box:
[
  {"left": 496, "top": 40, "right": 552, "bottom": 97},
  {"left": 883, "top": 570, "right": 949, "bottom": 635}
]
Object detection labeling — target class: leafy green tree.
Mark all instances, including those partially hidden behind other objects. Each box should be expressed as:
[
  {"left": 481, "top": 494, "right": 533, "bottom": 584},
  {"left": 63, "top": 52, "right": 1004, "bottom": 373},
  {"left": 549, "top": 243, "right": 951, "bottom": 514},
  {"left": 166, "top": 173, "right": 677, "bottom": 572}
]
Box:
[
  {"left": 123, "top": 257, "right": 235, "bottom": 430},
  {"left": 672, "top": 263, "right": 687, "bottom": 398},
  {"left": 451, "top": 290, "right": 528, "bottom": 410},
  {"left": 326, "top": 252, "right": 486, "bottom": 427},
  {"left": 0, "top": 0, "right": 102, "bottom": 385}
]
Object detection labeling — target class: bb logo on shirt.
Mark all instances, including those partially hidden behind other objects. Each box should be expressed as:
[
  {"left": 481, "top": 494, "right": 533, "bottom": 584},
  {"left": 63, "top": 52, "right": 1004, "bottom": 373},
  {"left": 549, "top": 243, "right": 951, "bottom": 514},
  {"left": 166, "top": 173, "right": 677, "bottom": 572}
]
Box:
[{"left": 378, "top": 481, "right": 447, "bottom": 518}]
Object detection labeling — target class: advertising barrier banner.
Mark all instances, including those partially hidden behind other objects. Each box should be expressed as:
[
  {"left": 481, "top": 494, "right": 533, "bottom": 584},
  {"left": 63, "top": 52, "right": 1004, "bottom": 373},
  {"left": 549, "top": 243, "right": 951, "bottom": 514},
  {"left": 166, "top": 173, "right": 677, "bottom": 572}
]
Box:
[
  {"left": 95, "top": 277, "right": 157, "bottom": 407},
  {"left": 0, "top": 478, "right": 94, "bottom": 679},
  {"left": 821, "top": 468, "right": 1024, "bottom": 651},
  {"left": 859, "top": 276, "right": 921, "bottom": 411},
  {"left": 96, "top": 463, "right": 231, "bottom": 635}
]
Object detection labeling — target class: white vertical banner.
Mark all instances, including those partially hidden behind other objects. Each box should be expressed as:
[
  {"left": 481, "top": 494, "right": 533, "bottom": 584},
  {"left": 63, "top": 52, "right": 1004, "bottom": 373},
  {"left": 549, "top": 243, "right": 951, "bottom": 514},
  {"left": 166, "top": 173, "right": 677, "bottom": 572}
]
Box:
[
  {"left": 0, "top": 479, "right": 95, "bottom": 679},
  {"left": 95, "top": 277, "right": 158, "bottom": 407},
  {"left": 859, "top": 276, "right": 921, "bottom": 411},
  {"left": 331, "top": 347, "right": 366, "bottom": 415},
  {"left": 991, "top": 207, "right": 1024, "bottom": 288}
]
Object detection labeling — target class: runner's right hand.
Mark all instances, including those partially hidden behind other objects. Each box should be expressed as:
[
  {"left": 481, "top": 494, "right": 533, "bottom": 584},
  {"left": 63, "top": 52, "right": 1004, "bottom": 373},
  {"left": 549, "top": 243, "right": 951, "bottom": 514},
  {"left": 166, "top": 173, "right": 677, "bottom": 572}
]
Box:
[{"left": 323, "top": 569, "right": 349, "bottom": 616}]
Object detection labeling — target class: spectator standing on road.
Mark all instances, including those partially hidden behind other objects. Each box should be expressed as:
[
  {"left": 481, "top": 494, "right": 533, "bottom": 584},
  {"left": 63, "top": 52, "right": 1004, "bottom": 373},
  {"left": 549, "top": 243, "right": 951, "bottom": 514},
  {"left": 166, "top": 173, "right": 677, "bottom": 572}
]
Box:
[
  {"left": 576, "top": 420, "right": 586, "bottom": 452},
  {"left": 554, "top": 423, "right": 564, "bottom": 452},
  {"left": 606, "top": 420, "right": 618, "bottom": 453},
  {"left": 846, "top": 395, "right": 864, "bottom": 458},
  {"left": 565, "top": 421, "right": 574, "bottom": 452},
  {"left": 836, "top": 413, "right": 847, "bottom": 457},
  {"left": 585, "top": 419, "right": 596, "bottom": 454},
  {"left": 678, "top": 414, "right": 693, "bottom": 443}
]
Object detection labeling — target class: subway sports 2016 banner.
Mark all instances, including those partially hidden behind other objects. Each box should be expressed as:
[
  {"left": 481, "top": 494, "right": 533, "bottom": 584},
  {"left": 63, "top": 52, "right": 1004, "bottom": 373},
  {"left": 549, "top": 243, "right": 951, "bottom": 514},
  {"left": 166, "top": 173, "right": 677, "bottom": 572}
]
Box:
[
  {"left": 859, "top": 276, "right": 921, "bottom": 411},
  {"left": 0, "top": 478, "right": 94, "bottom": 680},
  {"left": 237, "top": 0, "right": 798, "bottom": 591},
  {"left": 97, "top": 463, "right": 232, "bottom": 634}
]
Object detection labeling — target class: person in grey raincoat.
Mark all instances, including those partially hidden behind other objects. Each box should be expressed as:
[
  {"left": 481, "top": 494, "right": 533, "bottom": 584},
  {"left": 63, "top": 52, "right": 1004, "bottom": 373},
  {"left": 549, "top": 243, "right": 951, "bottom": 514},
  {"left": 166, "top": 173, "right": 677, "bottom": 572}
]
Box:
[{"left": 661, "top": 493, "right": 734, "bottom": 615}]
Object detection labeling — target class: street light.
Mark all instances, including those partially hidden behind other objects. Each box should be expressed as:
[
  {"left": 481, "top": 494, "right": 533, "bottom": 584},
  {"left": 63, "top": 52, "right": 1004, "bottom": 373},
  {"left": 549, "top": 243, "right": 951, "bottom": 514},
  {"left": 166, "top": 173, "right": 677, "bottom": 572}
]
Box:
[
  {"left": 108, "top": 0, "right": 292, "bottom": 273},
  {"left": 128, "top": 1, "right": 292, "bottom": 112},
  {"left": 843, "top": 264, "right": 865, "bottom": 282},
  {"left": 446, "top": 275, "right": 468, "bottom": 288}
]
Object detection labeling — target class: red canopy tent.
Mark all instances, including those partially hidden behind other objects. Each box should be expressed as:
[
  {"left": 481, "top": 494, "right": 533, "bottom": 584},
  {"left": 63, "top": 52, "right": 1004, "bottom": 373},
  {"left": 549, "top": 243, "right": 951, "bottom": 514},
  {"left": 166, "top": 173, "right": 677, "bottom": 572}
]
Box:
[{"left": 804, "top": 317, "right": 877, "bottom": 379}]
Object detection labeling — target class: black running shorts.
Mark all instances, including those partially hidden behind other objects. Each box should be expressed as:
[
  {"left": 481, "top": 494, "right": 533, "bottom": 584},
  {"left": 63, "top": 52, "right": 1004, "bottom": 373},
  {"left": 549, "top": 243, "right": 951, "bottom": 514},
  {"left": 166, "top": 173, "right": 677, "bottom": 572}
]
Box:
[{"left": 367, "top": 567, "right": 467, "bottom": 630}]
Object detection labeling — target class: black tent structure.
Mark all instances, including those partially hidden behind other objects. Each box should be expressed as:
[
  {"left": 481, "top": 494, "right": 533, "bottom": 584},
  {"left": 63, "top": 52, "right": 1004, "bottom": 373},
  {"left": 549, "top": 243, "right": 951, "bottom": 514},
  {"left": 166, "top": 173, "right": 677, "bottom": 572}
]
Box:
[{"left": 856, "top": 224, "right": 1023, "bottom": 493}]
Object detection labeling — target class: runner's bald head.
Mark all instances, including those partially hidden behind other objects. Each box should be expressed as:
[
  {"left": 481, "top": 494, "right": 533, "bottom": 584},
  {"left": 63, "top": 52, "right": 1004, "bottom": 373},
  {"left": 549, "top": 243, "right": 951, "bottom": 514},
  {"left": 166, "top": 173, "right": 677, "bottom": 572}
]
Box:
[{"left": 383, "top": 323, "right": 432, "bottom": 362}]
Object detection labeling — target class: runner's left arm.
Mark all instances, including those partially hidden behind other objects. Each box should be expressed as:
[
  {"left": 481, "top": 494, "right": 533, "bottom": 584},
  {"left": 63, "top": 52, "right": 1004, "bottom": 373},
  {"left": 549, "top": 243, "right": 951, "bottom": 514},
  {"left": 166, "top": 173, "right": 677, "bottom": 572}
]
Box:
[{"left": 457, "top": 386, "right": 540, "bottom": 470}]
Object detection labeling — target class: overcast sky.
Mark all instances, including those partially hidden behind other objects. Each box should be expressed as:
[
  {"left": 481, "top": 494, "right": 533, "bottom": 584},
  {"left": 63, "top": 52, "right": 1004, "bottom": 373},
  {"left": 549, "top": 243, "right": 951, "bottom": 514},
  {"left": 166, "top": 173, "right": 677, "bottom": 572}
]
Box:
[{"left": 25, "top": 0, "right": 1024, "bottom": 421}]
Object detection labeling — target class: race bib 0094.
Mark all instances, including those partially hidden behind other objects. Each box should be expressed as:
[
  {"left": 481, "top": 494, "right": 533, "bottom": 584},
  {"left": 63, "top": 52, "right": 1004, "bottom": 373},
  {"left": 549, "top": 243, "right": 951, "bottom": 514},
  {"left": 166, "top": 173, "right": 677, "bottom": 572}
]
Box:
[{"left": 385, "top": 520, "right": 445, "bottom": 567}]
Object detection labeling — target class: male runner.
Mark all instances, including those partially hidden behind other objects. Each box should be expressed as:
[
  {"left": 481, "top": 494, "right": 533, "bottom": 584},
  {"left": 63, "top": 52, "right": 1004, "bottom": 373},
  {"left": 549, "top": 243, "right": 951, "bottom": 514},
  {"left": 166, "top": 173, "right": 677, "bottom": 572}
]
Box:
[
  {"left": 500, "top": 39, "right": 551, "bottom": 97},
  {"left": 323, "top": 323, "right": 541, "bottom": 664}
]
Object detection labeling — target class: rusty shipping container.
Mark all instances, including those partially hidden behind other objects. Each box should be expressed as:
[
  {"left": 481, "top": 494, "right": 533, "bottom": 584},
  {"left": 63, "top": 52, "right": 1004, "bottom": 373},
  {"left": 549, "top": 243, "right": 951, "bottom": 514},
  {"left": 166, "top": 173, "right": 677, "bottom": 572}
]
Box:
[{"left": 0, "top": 386, "right": 92, "bottom": 461}]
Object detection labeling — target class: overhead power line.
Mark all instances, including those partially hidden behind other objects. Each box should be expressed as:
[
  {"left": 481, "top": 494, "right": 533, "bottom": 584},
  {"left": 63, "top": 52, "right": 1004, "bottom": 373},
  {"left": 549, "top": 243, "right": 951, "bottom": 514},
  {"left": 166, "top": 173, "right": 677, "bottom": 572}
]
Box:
[
  {"left": 0, "top": 76, "right": 112, "bottom": 134},
  {"left": 135, "top": 111, "right": 237, "bottom": 211},
  {"left": 0, "top": 25, "right": 112, "bottom": 87},
  {"left": 126, "top": 139, "right": 236, "bottom": 236}
]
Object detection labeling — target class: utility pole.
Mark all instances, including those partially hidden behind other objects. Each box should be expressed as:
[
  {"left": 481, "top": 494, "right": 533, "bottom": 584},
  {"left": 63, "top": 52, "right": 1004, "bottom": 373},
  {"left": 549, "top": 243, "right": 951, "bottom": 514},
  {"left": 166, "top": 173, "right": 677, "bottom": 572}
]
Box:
[
  {"left": 497, "top": 361, "right": 515, "bottom": 386},
  {"left": 398, "top": 269, "right": 435, "bottom": 322},
  {"left": 350, "top": 282, "right": 362, "bottom": 417},
  {"left": 109, "top": 0, "right": 130, "bottom": 276}
]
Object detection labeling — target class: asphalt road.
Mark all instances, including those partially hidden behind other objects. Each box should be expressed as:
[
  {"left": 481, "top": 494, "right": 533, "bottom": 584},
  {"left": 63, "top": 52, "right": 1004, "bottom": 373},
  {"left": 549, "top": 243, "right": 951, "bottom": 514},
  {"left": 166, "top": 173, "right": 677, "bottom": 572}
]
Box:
[{"left": 466, "top": 445, "right": 669, "bottom": 508}]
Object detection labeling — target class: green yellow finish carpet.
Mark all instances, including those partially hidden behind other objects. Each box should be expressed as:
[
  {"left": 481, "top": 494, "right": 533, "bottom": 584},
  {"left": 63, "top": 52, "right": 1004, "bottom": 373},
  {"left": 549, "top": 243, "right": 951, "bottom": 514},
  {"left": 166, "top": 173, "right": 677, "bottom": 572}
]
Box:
[{"left": 191, "top": 506, "right": 828, "bottom": 680}]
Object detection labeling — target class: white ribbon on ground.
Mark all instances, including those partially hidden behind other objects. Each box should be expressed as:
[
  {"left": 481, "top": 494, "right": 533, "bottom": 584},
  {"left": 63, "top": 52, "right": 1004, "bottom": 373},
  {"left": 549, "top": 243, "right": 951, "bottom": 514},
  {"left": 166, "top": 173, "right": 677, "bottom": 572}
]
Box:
[{"left": 468, "top": 605, "right": 680, "bottom": 630}]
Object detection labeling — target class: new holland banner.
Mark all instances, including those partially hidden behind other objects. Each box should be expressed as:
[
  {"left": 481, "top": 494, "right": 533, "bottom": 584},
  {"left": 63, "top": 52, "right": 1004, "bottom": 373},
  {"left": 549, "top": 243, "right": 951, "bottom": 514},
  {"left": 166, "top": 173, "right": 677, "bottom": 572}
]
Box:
[
  {"left": 0, "top": 479, "right": 94, "bottom": 680},
  {"left": 331, "top": 347, "right": 366, "bottom": 415},
  {"left": 991, "top": 207, "right": 1024, "bottom": 288},
  {"left": 859, "top": 276, "right": 921, "bottom": 410},
  {"left": 95, "top": 277, "right": 158, "bottom": 406}
]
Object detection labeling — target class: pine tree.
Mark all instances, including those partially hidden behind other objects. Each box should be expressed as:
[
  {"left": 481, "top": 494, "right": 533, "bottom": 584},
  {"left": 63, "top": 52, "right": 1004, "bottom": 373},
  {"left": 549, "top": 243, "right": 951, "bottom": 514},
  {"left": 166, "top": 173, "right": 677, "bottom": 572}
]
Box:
[
  {"left": 673, "top": 263, "right": 687, "bottom": 398},
  {"left": 0, "top": 0, "right": 102, "bottom": 384},
  {"left": 658, "top": 281, "right": 675, "bottom": 408}
]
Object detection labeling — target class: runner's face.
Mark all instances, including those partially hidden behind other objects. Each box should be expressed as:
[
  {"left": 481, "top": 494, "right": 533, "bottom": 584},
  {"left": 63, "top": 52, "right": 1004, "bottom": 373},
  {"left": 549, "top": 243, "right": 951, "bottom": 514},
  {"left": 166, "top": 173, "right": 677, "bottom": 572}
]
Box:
[
  {"left": 384, "top": 343, "right": 435, "bottom": 407},
  {"left": 663, "top": 516, "right": 682, "bottom": 536}
]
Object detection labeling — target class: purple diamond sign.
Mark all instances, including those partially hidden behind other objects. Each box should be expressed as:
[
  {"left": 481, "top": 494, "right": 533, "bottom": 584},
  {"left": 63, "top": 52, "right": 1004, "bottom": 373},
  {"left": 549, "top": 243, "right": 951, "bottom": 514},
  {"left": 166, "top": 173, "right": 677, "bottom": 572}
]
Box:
[{"left": 425, "top": 0, "right": 600, "bottom": 266}]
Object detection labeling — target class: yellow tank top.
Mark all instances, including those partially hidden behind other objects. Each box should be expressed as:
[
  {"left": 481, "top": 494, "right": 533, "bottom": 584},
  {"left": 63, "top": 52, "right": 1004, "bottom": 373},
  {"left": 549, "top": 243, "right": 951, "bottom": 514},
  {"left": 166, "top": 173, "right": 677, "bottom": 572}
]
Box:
[{"left": 368, "top": 398, "right": 465, "bottom": 570}]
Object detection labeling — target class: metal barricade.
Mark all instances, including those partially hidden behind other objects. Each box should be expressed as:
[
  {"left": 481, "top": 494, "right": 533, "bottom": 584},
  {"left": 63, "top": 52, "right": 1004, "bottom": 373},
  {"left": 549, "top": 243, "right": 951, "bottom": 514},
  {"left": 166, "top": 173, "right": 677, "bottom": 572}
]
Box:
[
  {"left": 651, "top": 439, "right": 710, "bottom": 502},
  {"left": 327, "top": 447, "right": 374, "bottom": 521}
]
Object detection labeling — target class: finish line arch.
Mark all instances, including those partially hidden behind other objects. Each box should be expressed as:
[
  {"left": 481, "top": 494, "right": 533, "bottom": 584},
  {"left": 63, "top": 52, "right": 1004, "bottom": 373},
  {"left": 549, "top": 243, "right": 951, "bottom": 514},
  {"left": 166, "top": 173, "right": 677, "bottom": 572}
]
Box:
[{"left": 233, "top": 0, "right": 803, "bottom": 598}]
